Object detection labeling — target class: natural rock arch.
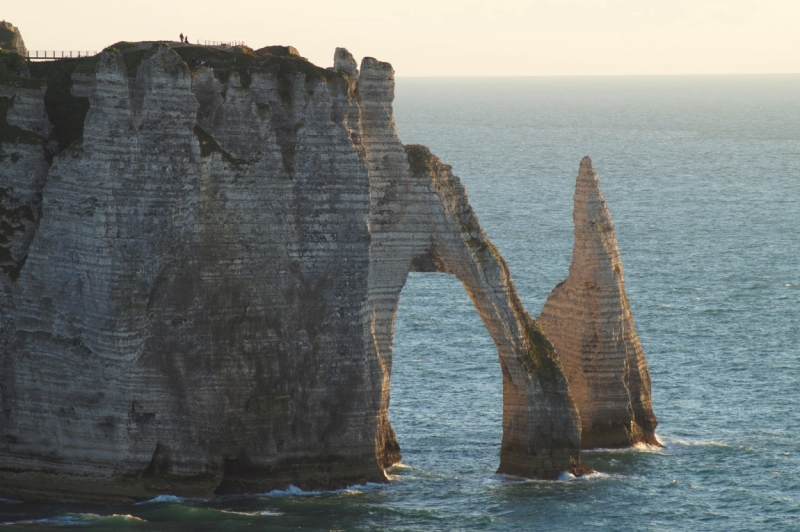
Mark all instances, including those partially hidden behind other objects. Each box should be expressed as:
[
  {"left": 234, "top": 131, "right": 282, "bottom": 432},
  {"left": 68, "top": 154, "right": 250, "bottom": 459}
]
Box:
[
  {"left": 365, "top": 143, "right": 585, "bottom": 478},
  {"left": 356, "top": 56, "right": 585, "bottom": 476}
]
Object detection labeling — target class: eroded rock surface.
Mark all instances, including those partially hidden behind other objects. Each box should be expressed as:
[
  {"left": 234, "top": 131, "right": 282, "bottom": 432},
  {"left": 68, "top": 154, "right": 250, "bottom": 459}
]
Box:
[
  {"left": 0, "top": 35, "right": 586, "bottom": 502},
  {"left": 538, "top": 157, "right": 658, "bottom": 448}
]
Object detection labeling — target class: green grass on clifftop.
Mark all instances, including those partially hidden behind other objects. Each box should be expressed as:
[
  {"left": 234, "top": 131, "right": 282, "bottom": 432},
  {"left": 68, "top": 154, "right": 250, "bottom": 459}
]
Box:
[{"left": 0, "top": 50, "right": 43, "bottom": 89}]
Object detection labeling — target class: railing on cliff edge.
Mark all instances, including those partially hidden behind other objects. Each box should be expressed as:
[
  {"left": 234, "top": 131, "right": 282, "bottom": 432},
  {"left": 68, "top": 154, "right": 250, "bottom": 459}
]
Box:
[
  {"left": 24, "top": 50, "right": 97, "bottom": 61},
  {"left": 198, "top": 40, "right": 246, "bottom": 48},
  {"left": 16, "top": 40, "right": 246, "bottom": 62}
]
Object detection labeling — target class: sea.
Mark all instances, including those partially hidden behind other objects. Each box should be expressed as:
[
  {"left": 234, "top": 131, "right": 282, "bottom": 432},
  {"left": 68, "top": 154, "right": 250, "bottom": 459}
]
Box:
[{"left": 1, "top": 75, "right": 798, "bottom": 530}]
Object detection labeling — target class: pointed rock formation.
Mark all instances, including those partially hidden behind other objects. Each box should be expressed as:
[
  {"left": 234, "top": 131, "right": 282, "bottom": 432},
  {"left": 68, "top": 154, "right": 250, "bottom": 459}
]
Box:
[
  {"left": 333, "top": 47, "right": 359, "bottom": 81},
  {"left": 538, "top": 157, "right": 658, "bottom": 448},
  {"left": 0, "top": 21, "right": 27, "bottom": 55}
]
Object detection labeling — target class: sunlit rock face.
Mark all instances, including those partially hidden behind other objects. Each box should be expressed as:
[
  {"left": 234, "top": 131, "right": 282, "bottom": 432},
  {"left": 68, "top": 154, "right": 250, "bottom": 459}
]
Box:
[
  {"left": 538, "top": 157, "right": 658, "bottom": 449},
  {"left": 0, "top": 33, "right": 586, "bottom": 502}
]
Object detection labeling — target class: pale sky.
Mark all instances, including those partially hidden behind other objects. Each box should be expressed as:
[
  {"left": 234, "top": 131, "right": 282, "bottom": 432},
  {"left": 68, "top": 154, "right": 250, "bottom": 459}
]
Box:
[{"left": 4, "top": 0, "right": 800, "bottom": 76}]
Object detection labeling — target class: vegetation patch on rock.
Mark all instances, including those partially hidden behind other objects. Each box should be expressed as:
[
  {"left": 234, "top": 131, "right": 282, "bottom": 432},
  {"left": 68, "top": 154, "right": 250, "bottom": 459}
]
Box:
[{"left": 0, "top": 50, "right": 42, "bottom": 89}]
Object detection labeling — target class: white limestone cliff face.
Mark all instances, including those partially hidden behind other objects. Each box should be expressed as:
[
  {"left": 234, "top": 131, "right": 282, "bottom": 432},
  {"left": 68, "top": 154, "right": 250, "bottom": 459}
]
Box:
[
  {"left": 0, "top": 39, "right": 587, "bottom": 502},
  {"left": 538, "top": 157, "right": 658, "bottom": 448}
]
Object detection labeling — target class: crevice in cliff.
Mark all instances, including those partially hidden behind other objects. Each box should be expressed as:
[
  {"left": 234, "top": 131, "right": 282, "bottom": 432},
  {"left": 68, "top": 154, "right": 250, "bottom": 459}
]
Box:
[
  {"left": 142, "top": 443, "right": 172, "bottom": 478},
  {"left": 193, "top": 124, "right": 248, "bottom": 168},
  {"left": 121, "top": 48, "right": 152, "bottom": 79},
  {"left": 275, "top": 119, "right": 303, "bottom": 178},
  {"left": 27, "top": 59, "right": 92, "bottom": 158}
]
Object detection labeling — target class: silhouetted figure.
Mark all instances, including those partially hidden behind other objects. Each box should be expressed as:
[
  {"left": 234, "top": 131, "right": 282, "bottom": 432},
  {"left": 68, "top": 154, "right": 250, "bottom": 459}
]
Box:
[
  {"left": 185, "top": 36, "right": 189, "bottom": 44},
  {"left": 180, "top": 33, "right": 184, "bottom": 43}
]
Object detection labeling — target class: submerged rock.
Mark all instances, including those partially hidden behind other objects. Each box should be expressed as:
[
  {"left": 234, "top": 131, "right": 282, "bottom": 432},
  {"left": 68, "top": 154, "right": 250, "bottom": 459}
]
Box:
[
  {"left": 538, "top": 157, "right": 659, "bottom": 448},
  {"left": 0, "top": 28, "right": 589, "bottom": 502}
]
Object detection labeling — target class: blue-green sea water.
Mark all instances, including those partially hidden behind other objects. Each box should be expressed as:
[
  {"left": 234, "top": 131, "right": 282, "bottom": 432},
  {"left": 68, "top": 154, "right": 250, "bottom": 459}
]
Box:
[{"left": 2, "top": 76, "right": 798, "bottom": 530}]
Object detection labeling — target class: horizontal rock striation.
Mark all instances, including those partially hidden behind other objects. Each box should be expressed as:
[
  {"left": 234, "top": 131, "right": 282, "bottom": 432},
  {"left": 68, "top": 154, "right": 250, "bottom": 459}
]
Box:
[
  {"left": 538, "top": 157, "right": 658, "bottom": 448},
  {"left": 0, "top": 35, "right": 587, "bottom": 502}
]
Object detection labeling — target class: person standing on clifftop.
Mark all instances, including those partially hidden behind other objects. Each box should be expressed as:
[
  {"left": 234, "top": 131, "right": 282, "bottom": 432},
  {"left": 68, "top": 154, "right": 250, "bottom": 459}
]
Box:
[
  {"left": 185, "top": 35, "right": 189, "bottom": 44},
  {"left": 180, "top": 33, "right": 184, "bottom": 43}
]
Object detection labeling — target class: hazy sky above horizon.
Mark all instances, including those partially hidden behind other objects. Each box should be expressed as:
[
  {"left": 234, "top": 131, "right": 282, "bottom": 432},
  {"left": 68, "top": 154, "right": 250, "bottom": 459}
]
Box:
[{"left": 4, "top": 0, "right": 800, "bottom": 76}]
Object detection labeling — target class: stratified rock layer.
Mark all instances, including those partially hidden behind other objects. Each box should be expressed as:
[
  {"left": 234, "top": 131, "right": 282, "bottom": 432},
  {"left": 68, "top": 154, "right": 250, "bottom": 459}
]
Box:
[
  {"left": 538, "top": 157, "right": 658, "bottom": 448},
  {"left": 0, "top": 40, "right": 585, "bottom": 502}
]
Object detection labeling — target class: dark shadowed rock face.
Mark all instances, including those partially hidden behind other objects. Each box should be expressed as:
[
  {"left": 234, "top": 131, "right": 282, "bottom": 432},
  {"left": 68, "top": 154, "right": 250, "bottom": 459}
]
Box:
[
  {"left": 0, "top": 33, "right": 587, "bottom": 502},
  {"left": 538, "top": 157, "right": 658, "bottom": 449}
]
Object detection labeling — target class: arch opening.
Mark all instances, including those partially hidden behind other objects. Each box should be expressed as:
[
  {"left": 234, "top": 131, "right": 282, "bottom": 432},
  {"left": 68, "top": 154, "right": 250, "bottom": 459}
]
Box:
[
  {"left": 389, "top": 272, "right": 502, "bottom": 474},
  {"left": 365, "top": 144, "right": 585, "bottom": 479}
]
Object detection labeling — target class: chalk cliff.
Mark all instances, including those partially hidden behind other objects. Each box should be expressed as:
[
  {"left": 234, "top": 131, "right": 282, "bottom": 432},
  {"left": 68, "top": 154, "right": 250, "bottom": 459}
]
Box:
[
  {"left": 538, "top": 157, "right": 658, "bottom": 448},
  {"left": 0, "top": 36, "right": 587, "bottom": 502}
]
